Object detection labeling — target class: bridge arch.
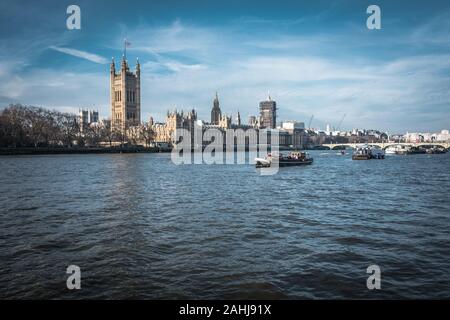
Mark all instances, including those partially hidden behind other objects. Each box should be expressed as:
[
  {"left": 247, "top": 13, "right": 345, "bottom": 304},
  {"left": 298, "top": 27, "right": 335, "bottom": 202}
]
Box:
[
  {"left": 330, "top": 145, "right": 351, "bottom": 150},
  {"left": 320, "top": 142, "right": 449, "bottom": 150}
]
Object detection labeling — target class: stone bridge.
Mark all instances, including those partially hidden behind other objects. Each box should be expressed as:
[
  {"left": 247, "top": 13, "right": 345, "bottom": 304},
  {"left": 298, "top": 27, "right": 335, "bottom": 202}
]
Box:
[{"left": 321, "top": 142, "right": 450, "bottom": 150}]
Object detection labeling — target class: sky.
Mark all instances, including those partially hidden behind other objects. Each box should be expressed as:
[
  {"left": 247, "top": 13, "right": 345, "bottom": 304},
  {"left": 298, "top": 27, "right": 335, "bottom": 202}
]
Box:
[{"left": 0, "top": 0, "right": 449, "bottom": 133}]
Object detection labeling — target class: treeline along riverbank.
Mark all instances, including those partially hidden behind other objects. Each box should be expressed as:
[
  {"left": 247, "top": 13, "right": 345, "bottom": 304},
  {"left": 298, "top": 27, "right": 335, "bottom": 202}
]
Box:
[
  {"left": 0, "top": 104, "right": 156, "bottom": 151},
  {"left": 0, "top": 146, "right": 169, "bottom": 156}
]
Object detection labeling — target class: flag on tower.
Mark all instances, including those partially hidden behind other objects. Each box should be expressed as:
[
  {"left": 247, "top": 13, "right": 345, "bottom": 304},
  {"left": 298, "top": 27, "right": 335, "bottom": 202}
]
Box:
[{"left": 123, "top": 39, "right": 131, "bottom": 59}]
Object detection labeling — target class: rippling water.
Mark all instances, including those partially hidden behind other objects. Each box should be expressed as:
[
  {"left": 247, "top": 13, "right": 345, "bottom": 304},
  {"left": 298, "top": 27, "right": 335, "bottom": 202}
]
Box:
[{"left": 1, "top": 151, "right": 450, "bottom": 299}]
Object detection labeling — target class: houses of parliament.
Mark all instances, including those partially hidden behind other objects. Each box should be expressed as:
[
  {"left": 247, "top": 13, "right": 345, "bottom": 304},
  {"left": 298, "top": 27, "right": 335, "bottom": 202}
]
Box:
[
  {"left": 110, "top": 55, "right": 141, "bottom": 131},
  {"left": 108, "top": 55, "right": 236, "bottom": 139},
  {"left": 107, "top": 54, "right": 305, "bottom": 148},
  {"left": 150, "top": 92, "right": 236, "bottom": 145}
]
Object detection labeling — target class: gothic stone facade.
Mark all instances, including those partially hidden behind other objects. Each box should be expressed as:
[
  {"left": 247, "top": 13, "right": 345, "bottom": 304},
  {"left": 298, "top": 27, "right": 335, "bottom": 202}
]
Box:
[
  {"left": 110, "top": 57, "right": 141, "bottom": 131},
  {"left": 153, "top": 110, "right": 198, "bottom": 143},
  {"left": 211, "top": 92, "right": 221, "bottom": 125}
]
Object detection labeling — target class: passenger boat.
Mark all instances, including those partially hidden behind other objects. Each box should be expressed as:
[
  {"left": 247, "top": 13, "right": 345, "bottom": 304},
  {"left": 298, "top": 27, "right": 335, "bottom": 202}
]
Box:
[
  {"left": 352, "top": 145, "right": 385, "bottom": 160},
  {"left": 409, "top": 146, "right": 426, "bottom": 154},
  {"left": 255, "top": 151, "right": 313, "bottom": 168},
  {"left": 352, "top": 147, "right": 371, "bottom": 160},
  {"left": 385, "top": 144, "right": 411, "bottom": 155},
  {"left": 385, "top": 145, "right": 426, "bottom": 155},
  {"left": 385, "top": 145, "right": 401, "bottom": 154},
  {"left": 426, "top": 146, "right": 448, "bottom": 154}
]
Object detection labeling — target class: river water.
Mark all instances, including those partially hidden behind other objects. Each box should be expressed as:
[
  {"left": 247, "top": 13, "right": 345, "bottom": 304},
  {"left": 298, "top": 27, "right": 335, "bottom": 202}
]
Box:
[{"left": 1, "top": 151, "right": 449, "bottom": 299}]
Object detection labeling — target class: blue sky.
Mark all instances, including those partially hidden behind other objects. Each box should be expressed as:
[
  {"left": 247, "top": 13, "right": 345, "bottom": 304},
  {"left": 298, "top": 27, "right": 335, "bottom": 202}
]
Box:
[{"left": 0, "top": 0, "right": 449, "bottom": 132}]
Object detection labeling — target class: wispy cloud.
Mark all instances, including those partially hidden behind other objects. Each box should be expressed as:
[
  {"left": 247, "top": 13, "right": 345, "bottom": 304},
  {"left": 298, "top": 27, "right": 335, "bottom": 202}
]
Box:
[
  {"left": 409, "top": 12, "right": 450, "bottom": 46},
  {"left": 49, "top": 46, "right": 108, "bottom": 64}
]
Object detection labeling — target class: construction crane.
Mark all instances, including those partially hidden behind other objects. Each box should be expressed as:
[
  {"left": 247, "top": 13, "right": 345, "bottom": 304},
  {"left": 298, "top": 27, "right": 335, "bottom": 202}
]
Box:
[
  {"left": 336, "top": 113, "right": 346, "bottom": 131},
  {"left": 308, "top": 115, "right": 314, "bottom": 130}
]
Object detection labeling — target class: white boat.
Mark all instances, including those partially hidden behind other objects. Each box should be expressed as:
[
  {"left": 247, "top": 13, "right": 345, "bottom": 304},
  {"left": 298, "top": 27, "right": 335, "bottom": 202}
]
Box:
[
  {"left": 254, "top": 157, "right": 271, "bottom": 167},
  {"left": 385, "top": 146, "right": 397, "bottom": 155},
  {"left": 385, "top": 145, "right": 411, "bottom": 155}
]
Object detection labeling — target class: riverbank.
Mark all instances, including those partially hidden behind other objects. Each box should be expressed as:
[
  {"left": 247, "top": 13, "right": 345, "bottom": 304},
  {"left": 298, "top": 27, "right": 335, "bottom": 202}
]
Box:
[
  {"left": 0, "top": 146, "right": 172, "bottom": 156},
  {"left": 0, "top": 146, "right": 346, "bottom": 155}
]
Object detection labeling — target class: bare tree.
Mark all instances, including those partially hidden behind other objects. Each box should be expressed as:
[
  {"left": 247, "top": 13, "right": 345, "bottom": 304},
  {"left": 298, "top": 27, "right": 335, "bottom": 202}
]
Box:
[
  {"left": 0, "top": 104, "right": 155, "bottom": 149},
  {"left": 100, "top": 121, "right": 114, "bottom": 147},
  {"left": 126, "top": 124, "right": 143, "bottom": 146},
  {"left": 55, "top": 112, "right": 79, "bottom": 147},
  {"left": 112, "top": 127, "right": 127, "bottom": 147},
  {"left": 140, "top": 125, "right": 155, "bottom": 147}
]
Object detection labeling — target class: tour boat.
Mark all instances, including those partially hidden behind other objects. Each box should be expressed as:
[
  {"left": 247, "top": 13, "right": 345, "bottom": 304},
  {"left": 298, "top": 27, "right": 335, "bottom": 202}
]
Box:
[
  {"left": 352, "top": 145, "right": 385, "bottom": 160},
  {"left": 352, "top": 147, "right": 371, "bottom": 160},
  {"left": 386, "top": 145, "right": 412, "bottom": 155},
  {"left": 385, "top": 145, "right": 400, "bottom": 155},
  {"left": 255, "top": 151, "right": 313, "bottom": 168},
  {"left": 385, "top": 145, "right": 426, "bottom": 155}
]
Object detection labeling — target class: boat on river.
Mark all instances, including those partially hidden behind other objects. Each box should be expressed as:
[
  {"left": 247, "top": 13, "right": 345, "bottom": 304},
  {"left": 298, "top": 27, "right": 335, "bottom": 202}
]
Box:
[
  {"left": 426, "top": 146, "right": 448, "bottom": 154},
  {"left": 255, "top": 151, "right": 313, "bottom": 168},
  {"left": 386, "top": 145, "right": 427, "bottom": 155},
  {"left": 409, "top": 146, "right": 427, "bottom": 154},
  {"left": 385, "top": 145, "right": 407, "bottom": 155},
  {"left": 352, "top": 145, "right": 385, "bottom": 160}
]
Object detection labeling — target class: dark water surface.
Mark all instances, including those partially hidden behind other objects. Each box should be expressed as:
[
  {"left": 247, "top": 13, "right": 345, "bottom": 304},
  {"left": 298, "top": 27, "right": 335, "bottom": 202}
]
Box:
[{"left": 1, "top": 151, "right": 450, "bottom": 299}]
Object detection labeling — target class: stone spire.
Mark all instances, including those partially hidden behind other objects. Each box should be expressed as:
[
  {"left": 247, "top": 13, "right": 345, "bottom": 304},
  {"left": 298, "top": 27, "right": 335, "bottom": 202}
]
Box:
[
  {"left": 110, "top": 57, "right": 115, "bottom": 74},
  {"left": 136, "top": 57, "right": 140, "bottom": 77},
  {"left": 121, "top": 53, "right": 128, "bottom": 71},
  {"left": 211, "top": 91, "right": 221, "bottom": 125}
]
